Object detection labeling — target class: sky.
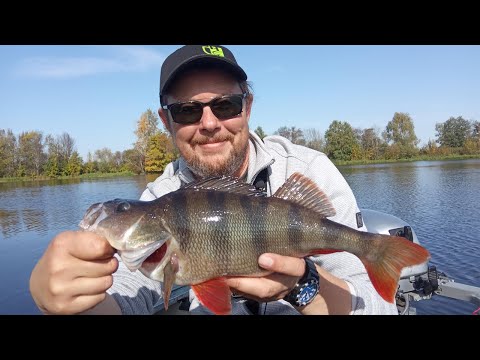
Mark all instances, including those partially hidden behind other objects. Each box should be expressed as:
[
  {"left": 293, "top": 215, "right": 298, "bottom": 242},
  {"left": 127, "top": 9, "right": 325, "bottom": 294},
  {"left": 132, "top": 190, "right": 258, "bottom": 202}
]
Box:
[{"left": 1, "top": 45, "right": 479, "bottom": 160}]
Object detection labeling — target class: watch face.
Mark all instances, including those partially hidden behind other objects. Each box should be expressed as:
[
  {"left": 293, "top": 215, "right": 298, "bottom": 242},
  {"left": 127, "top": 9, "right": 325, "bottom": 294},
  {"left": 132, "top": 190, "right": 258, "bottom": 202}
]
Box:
[{"left": 297, "top": 280, "right": 319, "bottom": 306}]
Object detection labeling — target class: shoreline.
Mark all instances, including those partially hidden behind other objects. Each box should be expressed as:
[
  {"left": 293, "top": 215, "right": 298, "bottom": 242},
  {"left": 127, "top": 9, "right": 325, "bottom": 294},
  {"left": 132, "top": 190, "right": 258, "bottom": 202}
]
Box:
[{"left": 1, "top": 155, "right": 479, "bottom": 183}]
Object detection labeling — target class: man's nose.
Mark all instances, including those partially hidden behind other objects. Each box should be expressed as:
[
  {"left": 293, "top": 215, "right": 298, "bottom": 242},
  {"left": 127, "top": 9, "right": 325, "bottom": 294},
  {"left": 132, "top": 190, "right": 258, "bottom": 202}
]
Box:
[{"left": 199, "top": 106, "right": 221, "bottom": 131}]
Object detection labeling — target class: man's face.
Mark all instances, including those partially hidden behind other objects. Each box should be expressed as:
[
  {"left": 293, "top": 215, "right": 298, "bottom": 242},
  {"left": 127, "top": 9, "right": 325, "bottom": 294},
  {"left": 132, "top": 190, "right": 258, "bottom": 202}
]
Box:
[{"left": 159, "top": 69, "right": 252, "bottom": 178}]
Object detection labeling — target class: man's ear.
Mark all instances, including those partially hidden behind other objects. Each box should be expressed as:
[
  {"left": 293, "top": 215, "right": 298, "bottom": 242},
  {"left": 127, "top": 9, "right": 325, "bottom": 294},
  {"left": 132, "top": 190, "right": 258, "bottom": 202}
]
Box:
[
  {"left": 158, "top": 108, "right": 171, "bottom": 133},
  {"left": 245, "top": 94, "right": 254, "bottom": 121}
]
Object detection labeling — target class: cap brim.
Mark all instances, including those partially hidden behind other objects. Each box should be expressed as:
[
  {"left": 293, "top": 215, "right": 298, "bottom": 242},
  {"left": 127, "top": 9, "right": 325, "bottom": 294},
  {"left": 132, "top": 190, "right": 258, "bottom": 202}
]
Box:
[{"left": 160, "top": 55, "right": 247, "bottom": 95}]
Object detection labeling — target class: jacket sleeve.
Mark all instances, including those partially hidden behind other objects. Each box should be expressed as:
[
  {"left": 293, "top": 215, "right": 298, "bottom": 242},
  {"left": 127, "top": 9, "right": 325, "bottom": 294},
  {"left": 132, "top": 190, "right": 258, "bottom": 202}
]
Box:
[{"left": 306, "top": 155, "right": 398, "bottom": 315}]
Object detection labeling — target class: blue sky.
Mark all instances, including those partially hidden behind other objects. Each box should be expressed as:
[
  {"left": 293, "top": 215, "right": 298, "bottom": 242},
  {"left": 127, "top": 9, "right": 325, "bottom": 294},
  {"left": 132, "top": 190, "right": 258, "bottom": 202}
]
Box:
[{"left": 1, "top": 45, "right": 479, "bottom": 160}]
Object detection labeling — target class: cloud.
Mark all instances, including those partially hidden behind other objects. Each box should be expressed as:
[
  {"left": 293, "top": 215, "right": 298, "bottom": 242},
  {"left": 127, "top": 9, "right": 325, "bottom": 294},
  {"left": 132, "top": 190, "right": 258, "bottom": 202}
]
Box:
[{"left": 15, "top": 46, "right": 165, "bottom": 79}]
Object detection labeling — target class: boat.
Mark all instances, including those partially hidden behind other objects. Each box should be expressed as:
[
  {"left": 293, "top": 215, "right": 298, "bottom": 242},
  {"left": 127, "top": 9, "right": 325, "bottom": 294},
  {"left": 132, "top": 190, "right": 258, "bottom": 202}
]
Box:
[{"left": 153, "top": 209, "right": 480, "bottom": 315}]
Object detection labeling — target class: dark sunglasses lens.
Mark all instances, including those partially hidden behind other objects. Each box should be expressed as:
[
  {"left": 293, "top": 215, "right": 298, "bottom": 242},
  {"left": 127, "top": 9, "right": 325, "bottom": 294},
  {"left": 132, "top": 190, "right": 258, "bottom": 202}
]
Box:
[
  {"left": 211, "top": 96, "right": 243, "bottom": 119},
  {"left": 170, "top": 102, "right": 203, "bottom": 124}
]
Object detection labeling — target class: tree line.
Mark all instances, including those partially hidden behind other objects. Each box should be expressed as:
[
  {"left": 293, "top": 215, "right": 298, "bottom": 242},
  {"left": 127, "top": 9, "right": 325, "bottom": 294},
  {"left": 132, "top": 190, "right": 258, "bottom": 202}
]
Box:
[
  {"left": 1, "top": 111, "right": 479, "bottom": 179},
  {"left": 255, "top": 113, "right": 480, "bottom": 162},
  {"left": 0, "top": 109, "right": 177, "bottom": 178}
]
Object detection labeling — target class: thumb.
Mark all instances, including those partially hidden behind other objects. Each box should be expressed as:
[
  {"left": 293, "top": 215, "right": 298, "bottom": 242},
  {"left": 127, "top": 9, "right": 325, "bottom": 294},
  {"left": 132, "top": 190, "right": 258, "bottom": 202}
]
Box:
[{"left": 258, "top": 253, "right": 305, "bottom": 277}]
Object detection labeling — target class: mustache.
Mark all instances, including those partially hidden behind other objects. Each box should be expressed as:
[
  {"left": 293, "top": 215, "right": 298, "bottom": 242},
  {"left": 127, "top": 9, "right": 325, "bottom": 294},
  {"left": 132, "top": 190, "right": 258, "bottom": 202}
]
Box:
[{"left": 191, "top": 134, "right": 234, "bottom": 146}]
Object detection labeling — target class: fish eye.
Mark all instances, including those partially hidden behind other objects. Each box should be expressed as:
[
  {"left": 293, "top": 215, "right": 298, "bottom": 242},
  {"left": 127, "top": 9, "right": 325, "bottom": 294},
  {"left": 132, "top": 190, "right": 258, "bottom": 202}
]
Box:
[{"left": 116, "top": 201, "right": 131, "bottom": 213}]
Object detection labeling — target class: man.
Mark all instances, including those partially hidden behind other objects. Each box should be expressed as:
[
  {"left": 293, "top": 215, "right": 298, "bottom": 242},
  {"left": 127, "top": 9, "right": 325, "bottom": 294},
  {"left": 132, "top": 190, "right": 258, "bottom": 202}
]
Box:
[{"left": 29, "top": 45, "right": 398, "bottom": 315}]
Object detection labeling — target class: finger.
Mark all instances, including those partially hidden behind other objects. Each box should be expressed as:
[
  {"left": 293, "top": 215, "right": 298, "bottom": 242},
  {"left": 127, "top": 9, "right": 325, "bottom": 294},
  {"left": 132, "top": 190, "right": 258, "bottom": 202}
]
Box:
[
  {"left": 55, "top": 230, "right": 115, "bottom": 261},
  {"left": 258, "top": 253, "right": 305, "bottom": 277},
  {"left": 72, "top": 256, "right": 119, "bottom": 278},
  {"left": 226, "top": 275, "right": 292, "bottom": 301},
  {"left": 69, "top": 275, "right": 115, "bottom": 296},
  {"left": 66, "top": 294, "right": 108, "bottom": 314}
]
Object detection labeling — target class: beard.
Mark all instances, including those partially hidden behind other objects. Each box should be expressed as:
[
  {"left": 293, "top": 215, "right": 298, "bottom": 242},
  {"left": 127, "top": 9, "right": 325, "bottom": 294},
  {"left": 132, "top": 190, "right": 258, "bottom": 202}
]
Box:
[{"left": 176, "top": 133, "right": 249, "bottom": 178}]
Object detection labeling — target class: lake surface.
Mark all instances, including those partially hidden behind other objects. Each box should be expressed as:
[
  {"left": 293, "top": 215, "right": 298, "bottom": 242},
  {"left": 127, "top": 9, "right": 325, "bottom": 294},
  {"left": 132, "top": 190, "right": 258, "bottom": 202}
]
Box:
[{"left": 1, "top": 159, "right": 479, "bottom": 315}]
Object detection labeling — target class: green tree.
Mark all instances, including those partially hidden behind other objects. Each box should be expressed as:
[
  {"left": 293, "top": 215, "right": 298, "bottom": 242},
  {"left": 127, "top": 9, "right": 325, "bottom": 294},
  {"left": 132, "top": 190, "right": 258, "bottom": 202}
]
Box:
[
  {"left": 325, "top": 120, "right": 360, "bottom": 161},
  {"left": 383, "top": 112, "right": 419, "bottom": 159},
  {"left": 17, "top": 131, "right": 45, "bottom": 177},
  {"left": 134, "top": 109, "right": 160, "bottom": 174},
  {"left": 361, "top": 127, "right": 383, "bottom": 160},
  {"left": 472, "top": 121, "right": 480, "bottom": 139},
  {"left": 254, "top": 126, "right": 267, "bottom": 140},
  {"left": 94, "top": 148, "right": 115, "bottom": 173},
  {"left": 65, "top": 151, "right": 83, "bottom": 176},
  {"left": 0, "top": 129, "right": 17, "bottom": 177},
  {"left": 83, "top": 152, "right": 97, "bottom": 174},
  {"left": 44, "top": 153, "right": 61, "bottom": 178},
  {"left": 121, "top": 149, "right": 143, "bottom": 174},
  {"left": 435, "top": 116, "right": 472, "bottom": 148}
]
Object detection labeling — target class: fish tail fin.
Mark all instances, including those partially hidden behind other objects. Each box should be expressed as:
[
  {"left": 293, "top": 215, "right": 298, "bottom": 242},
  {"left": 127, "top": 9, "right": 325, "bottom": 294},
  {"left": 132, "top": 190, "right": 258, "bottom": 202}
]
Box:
[{"left": 360, "top": 235, "right": 430, "bottom": 303}]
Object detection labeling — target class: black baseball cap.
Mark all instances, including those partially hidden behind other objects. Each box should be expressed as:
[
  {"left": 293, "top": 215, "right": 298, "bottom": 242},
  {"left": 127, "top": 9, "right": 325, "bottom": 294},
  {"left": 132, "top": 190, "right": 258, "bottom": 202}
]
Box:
[{"left": 159, "top": 45, "right": 247, "bottom": 103}]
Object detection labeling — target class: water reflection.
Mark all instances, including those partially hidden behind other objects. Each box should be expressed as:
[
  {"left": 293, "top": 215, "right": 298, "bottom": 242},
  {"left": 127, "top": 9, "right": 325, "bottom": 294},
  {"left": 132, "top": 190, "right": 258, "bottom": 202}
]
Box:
[
  {"left": 0, "top": 209, "right": 21, "bottom": 237},
  {"left": 0, "top": 163, "right": 479, "bottom": 315}
]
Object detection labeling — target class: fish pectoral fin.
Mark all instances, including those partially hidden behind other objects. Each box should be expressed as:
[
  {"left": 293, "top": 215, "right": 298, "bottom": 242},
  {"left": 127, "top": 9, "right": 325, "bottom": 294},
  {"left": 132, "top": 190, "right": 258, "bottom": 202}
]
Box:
[
  {"left": 191, "top": 278, "right": 232, "bottom": 315},
  {"left": 272, "top": 172, "right": 336, "bottom": 217},
  {"left": 162, "top": 255, "right": 179, "bottom": 311}
]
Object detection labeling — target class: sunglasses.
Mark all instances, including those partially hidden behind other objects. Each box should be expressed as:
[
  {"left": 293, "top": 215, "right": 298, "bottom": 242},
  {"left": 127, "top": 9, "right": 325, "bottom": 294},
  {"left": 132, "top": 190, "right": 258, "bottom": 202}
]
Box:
[{"left": 162, "top": 93, "right": 247, "bottom": 125}]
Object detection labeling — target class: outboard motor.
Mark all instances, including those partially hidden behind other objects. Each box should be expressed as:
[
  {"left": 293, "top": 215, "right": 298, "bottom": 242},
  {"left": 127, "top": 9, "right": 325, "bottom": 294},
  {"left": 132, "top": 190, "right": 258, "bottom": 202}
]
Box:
[{"left": 361, "top": 209, "right": 436, "bottom": 314}]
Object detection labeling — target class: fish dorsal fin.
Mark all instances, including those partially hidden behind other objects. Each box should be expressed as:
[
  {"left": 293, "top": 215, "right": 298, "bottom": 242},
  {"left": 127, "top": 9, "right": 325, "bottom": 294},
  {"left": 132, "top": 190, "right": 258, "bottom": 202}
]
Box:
[
  {"left": 181, "top": 176, "right": 265, "bottom": 197},
  {"left": 273, "top": 172, "right": 336, "bottom": 217}
]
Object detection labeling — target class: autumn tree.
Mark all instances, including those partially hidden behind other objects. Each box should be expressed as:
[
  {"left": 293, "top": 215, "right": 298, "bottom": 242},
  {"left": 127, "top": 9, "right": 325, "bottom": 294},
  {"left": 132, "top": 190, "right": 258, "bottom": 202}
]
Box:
[
  {"left": 145, "top": 132, "right": 178, "bottom": 173},
  {"left": 324, "top": 121, "right": 360, "bottom": 161},
  {"left": 134, "top": 109, "right": 159, "bottom": 174}
]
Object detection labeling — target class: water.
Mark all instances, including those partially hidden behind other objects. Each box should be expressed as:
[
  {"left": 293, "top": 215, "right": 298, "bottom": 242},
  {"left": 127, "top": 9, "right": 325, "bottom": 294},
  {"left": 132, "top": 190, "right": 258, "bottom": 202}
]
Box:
[
  {"left": 339, "top": 159, "right": 480, "bottom": 315},
  {"left": 0, "top": 175, "right": 153, "bottom": 315},
  {"left": 0, "top": 160, "right": 479, "bottom": 315}
]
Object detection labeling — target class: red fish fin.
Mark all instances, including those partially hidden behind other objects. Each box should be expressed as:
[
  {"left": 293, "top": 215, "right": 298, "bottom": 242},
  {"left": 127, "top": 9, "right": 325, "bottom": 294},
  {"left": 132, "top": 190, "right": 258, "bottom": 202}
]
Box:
[
  {"left": 272, "top": 172, "right": 336, "bottom": 217},
  {"left": 191, "top": 277, "right": 232, "bottom": 315},
  {"left": 310, "top": 249, "right": 343, "bottom": 255},
  {"left": 360, "top": 236, "right": 430, "bottom": 303}
]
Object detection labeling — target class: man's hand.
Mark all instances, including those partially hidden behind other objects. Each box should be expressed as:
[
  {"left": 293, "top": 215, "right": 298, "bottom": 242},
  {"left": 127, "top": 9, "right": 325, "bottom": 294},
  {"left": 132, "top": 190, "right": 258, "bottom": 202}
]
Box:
[
  {"left": 225, "top": 253, "right": 305, "bottom": 302},
  {"left": 29, "top": 230, "right": 119, "bottom": 315},
  {"left": 226, "top": 253, "right": 352, "bottom": 315}
]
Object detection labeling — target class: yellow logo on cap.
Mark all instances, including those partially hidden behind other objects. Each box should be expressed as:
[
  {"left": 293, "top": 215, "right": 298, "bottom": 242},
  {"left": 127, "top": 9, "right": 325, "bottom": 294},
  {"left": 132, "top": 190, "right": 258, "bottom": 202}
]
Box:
[{"left": 202, "top": 46, "right": 224, "bottom": 57}]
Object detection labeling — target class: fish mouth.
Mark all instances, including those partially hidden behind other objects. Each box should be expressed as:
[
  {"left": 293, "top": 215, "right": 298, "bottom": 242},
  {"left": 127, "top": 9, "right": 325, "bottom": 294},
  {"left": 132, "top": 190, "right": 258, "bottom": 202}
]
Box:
[
  {"left": 118, "top": 241, "right": 165, "bottom": 271},
  {"left": 79, "top": 202, "right": 167, "bottom": 271},
  {"left": 79, "top": 202, "right": 106, "bottom": 231}
]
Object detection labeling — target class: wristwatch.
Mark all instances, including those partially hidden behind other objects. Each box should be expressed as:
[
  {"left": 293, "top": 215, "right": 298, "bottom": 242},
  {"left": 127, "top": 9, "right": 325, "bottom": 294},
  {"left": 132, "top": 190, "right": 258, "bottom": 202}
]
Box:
[{"left": 283, "top": 258, "right": 320, "bottom": 307}]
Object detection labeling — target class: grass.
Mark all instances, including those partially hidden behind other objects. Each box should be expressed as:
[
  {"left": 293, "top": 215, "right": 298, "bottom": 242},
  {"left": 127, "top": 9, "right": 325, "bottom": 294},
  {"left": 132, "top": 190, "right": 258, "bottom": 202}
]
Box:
[
  {"left": 333, "top": 154, "right": 480, "bottom": 166},
  {"left": 0, "top": 171, "right": 137, "bottom": 183}
]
